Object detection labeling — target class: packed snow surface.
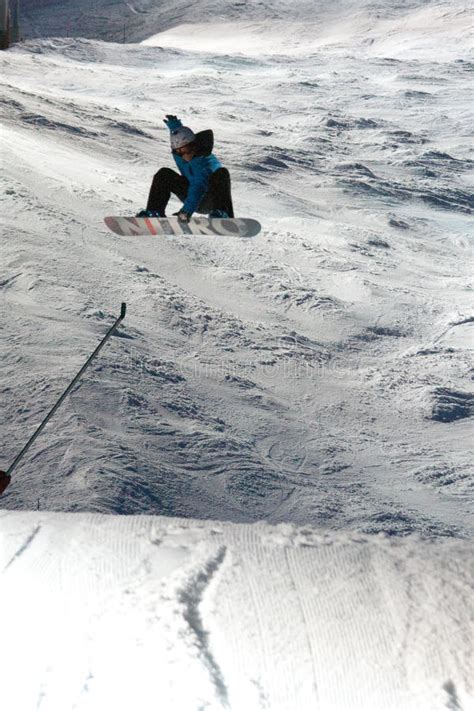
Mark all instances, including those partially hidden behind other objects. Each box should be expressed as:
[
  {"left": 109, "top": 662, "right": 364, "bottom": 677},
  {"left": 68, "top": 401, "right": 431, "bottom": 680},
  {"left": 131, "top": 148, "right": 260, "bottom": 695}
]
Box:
[
  {"left": 0, "top": 1, "right": 473, "bottom": 707},
  {"left": 1, "top": 511, "right": 473, "bottom": 710}
]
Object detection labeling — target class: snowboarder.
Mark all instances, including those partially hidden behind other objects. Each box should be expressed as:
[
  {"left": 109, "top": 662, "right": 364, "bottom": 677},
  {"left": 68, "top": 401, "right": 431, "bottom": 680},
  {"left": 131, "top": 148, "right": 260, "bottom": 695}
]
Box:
[{"left": 137, "top": 115, "right": 234, "bottom": 222}]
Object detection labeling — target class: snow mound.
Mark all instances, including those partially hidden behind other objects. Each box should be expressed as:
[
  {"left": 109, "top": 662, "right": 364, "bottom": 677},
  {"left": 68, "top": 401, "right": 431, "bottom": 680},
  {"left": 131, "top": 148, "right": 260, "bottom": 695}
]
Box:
[
  {"left": 1, "top": 511, "right": 472, "bottom": 710},
  {"left": 143, "top": 4, "right": 472, "bottom": 61},
  {"left": 21, "top": 0, "right": 473, "bottom": 62}
]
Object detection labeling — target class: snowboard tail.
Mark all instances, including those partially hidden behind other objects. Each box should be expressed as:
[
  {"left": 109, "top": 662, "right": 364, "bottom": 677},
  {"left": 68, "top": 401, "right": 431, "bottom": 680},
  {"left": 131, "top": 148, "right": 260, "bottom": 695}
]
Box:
[{"left": 104, "top": 216, "right": 261, "bottom": 238}]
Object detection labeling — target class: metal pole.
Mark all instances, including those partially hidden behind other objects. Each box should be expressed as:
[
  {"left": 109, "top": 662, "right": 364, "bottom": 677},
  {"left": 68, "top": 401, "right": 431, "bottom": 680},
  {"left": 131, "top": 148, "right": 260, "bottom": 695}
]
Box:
[
  {"left": 11, "top": 0, "right": 19, "bottom": 44},
  {"left": 0, "top": 303, "right": 127, "bottom": 494}
]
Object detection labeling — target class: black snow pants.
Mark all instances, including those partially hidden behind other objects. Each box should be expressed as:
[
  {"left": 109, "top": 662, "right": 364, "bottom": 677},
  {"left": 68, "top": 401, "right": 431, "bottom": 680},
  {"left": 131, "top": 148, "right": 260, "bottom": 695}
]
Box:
[{"left": 146, "top": 167, "right": 234, "bottom": 217}]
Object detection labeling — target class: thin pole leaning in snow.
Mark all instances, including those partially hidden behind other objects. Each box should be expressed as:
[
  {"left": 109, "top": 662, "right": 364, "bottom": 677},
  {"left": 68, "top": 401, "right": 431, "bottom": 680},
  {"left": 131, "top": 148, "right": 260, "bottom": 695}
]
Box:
[{"left": 0, "top": 303, "right": 127, "bottom": 494}]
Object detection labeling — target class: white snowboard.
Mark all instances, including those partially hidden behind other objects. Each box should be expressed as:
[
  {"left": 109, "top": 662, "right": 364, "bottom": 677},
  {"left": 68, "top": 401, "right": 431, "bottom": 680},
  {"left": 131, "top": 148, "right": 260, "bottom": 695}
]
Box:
[{"left": 104, "top": 216, "right": 261, "bottom": 238}]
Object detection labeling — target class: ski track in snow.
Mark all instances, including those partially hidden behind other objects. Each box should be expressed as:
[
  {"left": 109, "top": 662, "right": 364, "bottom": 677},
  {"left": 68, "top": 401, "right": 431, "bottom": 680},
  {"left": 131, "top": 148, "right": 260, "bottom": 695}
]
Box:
[{"left": 0, "top": 0, "right": 473, "bottom": 540}]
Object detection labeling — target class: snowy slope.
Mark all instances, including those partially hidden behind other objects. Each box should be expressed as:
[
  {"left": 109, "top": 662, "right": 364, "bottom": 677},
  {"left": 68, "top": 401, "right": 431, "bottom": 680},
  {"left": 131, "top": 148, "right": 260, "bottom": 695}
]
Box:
[
  {"left": 1, "top": 2, "right": 473, "bottom": 709},
  {"left": 1, "top": 510, "right": 473, "bottom": 711},
  {"left": 2, "top": 0, "right": 472, "bottom": 536}
]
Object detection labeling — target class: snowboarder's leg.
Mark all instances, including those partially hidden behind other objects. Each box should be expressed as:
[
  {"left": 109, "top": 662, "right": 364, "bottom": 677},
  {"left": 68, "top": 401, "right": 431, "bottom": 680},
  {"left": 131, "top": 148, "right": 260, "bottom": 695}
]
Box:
[
  {"left": 146, "top": 168, "right": 189, "bottom": 215},
  {"left": 204, "top": 168, "right": 234, "bottom": 218}
]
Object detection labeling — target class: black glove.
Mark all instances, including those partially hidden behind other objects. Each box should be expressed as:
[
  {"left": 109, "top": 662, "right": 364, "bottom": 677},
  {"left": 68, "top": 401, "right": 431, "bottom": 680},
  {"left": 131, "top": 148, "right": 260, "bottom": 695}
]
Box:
[
  {"left": 173, "top": 210, "right": 191, "bottom": 223},
  {"left": 164, "top": 115, "right": 181, "bottom": 130}
]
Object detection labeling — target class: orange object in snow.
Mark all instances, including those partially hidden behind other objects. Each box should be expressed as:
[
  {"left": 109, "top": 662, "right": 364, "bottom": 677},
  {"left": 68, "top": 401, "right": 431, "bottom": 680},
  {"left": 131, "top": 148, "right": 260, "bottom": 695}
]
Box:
[{"left": 0, "top": 471, "right": 11, "bottom": 495}]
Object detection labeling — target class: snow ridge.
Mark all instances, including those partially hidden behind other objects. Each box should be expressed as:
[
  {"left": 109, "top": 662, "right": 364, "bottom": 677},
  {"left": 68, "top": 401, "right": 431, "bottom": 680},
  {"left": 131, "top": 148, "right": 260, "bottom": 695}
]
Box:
[
  {"left": 178, "top": 546, "right": 229, "bottom": 706},
  {"left": 2, "top": 523, "right": 41, "bottom": 571},
  {"left": 443, "top": 680, "right": 463, "bottom": 711}
]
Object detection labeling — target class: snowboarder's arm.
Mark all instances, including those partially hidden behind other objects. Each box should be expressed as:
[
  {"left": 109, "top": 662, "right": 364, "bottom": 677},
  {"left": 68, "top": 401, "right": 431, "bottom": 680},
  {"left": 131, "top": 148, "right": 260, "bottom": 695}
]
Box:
[{"left": 172, "top": 153, "right": 187, "bottom": 173}]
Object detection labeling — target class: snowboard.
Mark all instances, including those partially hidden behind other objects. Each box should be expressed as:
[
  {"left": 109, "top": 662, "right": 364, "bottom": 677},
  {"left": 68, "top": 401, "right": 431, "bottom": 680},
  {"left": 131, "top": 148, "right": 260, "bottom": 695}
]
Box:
[{"left": 104, "top": 215, "right": 261, "bottom": 238}]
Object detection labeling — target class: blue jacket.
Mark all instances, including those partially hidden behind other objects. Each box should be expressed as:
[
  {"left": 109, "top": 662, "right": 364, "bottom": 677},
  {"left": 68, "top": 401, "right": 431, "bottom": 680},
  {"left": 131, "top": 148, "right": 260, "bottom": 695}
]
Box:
[
  {"left": 167, "top": 120, "right": 222, "bottom": 215},
  {"left": 173, "top": 151, "right": 222, "bottom": 215}
]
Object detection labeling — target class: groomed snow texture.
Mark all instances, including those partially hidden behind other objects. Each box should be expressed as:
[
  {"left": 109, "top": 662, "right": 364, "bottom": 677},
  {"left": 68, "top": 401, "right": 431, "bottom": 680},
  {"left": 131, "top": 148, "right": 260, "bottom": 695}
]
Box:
[{"left": 1, "top": 511, "right": 473, "bottom": 711}]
